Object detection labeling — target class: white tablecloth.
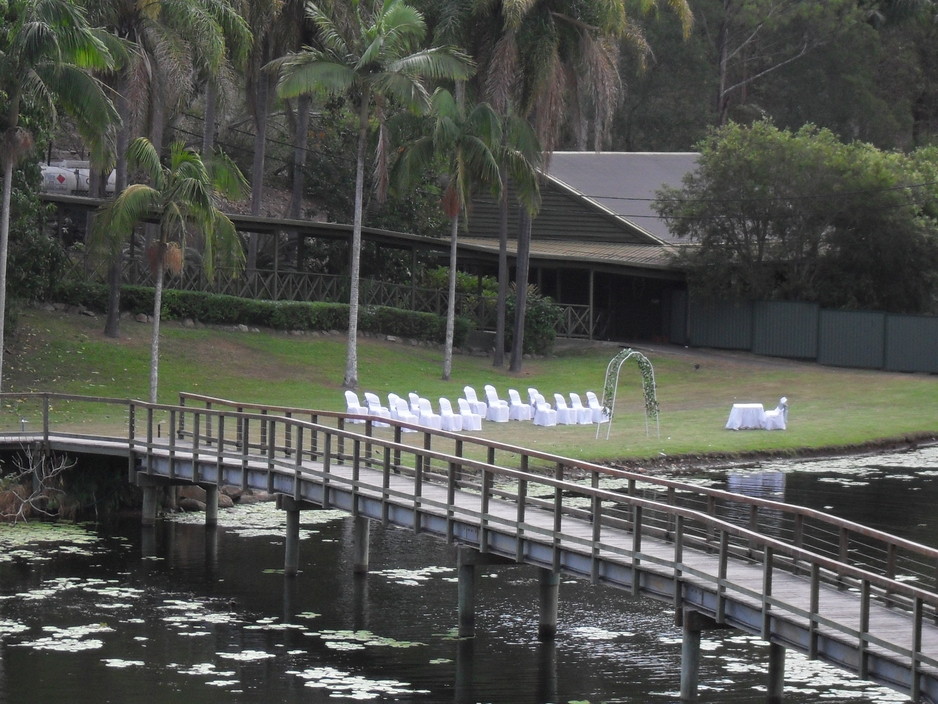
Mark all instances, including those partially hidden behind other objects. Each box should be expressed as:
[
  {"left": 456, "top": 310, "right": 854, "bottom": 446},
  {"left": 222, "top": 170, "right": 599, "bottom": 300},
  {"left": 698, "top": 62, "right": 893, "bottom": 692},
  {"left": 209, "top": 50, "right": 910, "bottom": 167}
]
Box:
[{"left": 725, "top": 403, "right": 765, "bottom": 430}]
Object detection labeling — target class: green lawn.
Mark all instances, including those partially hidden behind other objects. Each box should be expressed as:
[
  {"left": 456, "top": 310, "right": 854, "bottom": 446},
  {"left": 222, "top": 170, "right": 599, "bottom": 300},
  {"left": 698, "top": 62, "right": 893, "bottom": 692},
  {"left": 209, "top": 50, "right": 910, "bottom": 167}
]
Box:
[{"left": 6, "top": 307, "right": 938, "bottom": 465}]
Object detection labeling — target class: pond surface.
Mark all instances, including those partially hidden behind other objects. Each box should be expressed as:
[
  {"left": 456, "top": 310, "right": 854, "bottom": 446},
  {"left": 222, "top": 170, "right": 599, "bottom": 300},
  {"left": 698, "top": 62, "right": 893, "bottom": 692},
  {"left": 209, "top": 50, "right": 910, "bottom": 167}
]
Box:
[{"left": 1, "top": 446, "right": 935, "bottom": 704}]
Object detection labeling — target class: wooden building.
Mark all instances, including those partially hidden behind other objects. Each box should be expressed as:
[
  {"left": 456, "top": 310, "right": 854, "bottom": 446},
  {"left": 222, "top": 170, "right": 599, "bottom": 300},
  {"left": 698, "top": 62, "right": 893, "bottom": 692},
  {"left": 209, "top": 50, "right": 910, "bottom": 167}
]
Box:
[{"left": 464, "top": 151, "right": 697, "bottom": 342}]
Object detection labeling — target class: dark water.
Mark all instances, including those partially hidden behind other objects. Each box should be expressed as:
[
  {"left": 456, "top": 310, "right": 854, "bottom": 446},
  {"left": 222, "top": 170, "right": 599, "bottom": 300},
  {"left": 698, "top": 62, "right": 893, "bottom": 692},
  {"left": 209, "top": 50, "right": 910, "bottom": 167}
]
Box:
[{"left": 2, "top": 447, "right": 935, "bottom": 704}]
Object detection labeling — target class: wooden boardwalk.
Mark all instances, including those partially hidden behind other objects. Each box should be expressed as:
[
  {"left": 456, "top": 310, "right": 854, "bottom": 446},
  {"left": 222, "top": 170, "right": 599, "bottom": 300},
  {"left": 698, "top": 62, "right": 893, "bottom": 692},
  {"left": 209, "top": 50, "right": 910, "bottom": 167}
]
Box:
[{"left": 2, "top": 391, "right": 937, "bottom": 702}]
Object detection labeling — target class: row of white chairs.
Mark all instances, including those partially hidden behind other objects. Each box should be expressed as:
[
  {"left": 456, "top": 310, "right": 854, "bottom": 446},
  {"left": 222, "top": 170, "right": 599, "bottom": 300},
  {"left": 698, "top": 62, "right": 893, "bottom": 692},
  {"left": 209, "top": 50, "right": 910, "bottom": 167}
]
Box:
[
  {"left": 345, "top": 390, "right": 484, "bottom": 432},
  {"left": 344, "top": 386, "right": 609, "bottom": 432}
]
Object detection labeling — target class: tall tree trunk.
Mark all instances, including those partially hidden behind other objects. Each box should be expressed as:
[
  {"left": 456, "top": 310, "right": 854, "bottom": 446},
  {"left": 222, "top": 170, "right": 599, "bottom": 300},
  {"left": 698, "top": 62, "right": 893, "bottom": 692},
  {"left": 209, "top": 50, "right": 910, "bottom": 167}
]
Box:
[
  {"left": 289, "top": 94, "right": 311, "bottom": 268},
  {"left": 248, "top": 69, "right": 270, "bottom": 273},
  {"left": 343, "top": 97, "right": 370, "bottom": 389},
  {"left": 149, "top": 250, "right": 165, "bottom": 404},
  {"left": 442, "top": 214, "right": 459, "bottom": 380},
  {"left": 493, "top": 166, "right": 509, "bottom": 367},
  {"left": 104, "top": 80, "right": 132, "bottom": 339},
  {"left": 0, "top": 156, "right": 13, "bottom": 393},
  {"left": 202, "top": 80, "right": 217, "bottom": 155},
  {"left": 509, "top": 209, "right": 532, "bottom": 372}
]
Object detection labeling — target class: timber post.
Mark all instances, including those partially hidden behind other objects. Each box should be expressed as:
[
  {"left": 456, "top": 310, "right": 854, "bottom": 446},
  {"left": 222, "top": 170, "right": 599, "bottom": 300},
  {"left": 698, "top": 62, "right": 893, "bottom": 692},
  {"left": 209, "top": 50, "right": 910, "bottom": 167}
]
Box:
[
  {"left": 352, "top": 515, "right": 370, "bottom": 574},
  {"left": 767, "top": 642, "right": 786, "bottom": 704},
  {"left": 538, "top": 568, "right": 560, "bottom": 641},
  {"left": 457, "top": 546, "right": 477, "bottom": 638},
  {"left": 679, "top": 608, "right": 729, "bottom": 701},
  {"left": 204, "top": 485, "right": 219, "bottom": 527}
]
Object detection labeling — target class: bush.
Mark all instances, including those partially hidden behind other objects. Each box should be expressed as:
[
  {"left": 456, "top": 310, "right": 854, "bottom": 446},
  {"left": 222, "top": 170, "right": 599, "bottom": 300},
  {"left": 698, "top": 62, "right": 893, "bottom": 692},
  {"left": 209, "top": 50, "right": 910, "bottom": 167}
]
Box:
[
  {"left": 49, "top": 282, "right": 457, "bottom": 345},
  {"left": 506, "top": 285, "right": 562, "bottom": 355}
]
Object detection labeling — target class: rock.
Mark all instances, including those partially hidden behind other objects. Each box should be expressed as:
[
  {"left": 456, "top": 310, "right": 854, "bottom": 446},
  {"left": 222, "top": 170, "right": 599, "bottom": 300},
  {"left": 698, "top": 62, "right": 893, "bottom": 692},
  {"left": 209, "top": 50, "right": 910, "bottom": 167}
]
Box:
[
  {"left": 178, "top": 497, "right": 206, "bottom": 512},
  {"left": 178, "top": 485, "right": 206, "bottom": 502},
  {"left": 221, "top": 485, "right": 242, "bottom": 500},
  {"left": 135, "top": 313, "right": 149, "bottom": 323},
  {"left": 217, "top": 493, "right": 235, "bottom": 509}
]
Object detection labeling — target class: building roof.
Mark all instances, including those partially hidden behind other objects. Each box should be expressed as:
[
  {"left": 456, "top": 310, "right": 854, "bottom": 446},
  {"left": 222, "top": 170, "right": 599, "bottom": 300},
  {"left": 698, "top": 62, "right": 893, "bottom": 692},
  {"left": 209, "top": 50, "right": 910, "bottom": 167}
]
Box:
[{"left": 544, "top": 152, "right": 698, "bottom": 245}]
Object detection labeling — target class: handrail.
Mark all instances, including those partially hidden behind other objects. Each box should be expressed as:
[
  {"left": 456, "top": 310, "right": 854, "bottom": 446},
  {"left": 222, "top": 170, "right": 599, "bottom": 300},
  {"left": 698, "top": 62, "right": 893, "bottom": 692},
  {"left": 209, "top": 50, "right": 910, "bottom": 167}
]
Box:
[
  {"left": 153, "top": 398, "right": 938, "bottom": 690},
  {"left": 175, "top": 392, "right": 938, "bottom": 588},
  {"left": 4, "top": 390, "right": 937, "bottom": 695}
]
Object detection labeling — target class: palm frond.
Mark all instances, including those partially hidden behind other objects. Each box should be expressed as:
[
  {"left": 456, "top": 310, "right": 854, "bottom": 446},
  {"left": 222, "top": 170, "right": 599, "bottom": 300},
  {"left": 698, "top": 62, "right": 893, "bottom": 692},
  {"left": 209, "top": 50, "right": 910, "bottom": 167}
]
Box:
[
  {"left": 276, "top": 53, "right": 355, "bottom": 97},
  {"left": 126, "top": 137, "right": 164, "bottom": 185}
]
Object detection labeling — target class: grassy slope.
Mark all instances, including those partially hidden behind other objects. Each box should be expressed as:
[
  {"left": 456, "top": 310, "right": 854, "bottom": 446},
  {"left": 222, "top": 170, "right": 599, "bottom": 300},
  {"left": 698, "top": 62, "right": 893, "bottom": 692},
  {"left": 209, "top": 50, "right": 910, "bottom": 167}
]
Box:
[{"left": 6, "top": 307, "right": 938, "bottom": 465}]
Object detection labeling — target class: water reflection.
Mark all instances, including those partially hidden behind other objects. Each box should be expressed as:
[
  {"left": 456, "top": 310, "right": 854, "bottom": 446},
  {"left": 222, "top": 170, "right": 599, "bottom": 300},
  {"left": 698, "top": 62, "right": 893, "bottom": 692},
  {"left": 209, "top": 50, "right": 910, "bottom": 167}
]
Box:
[{"left": 1, "top": 448, "right": 933, "bottom": 703}]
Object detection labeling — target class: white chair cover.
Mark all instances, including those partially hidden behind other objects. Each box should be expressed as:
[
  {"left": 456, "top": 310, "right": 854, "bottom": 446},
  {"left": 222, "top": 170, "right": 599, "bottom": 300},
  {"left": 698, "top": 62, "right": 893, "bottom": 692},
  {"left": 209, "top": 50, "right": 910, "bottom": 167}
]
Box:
[
  {"left": 344, "top": 390, "right": 367, "bottom": 422},
  {"left": 416, "top": 397, "right": 442, "bottom": 430},
  {"left": 463, "top": 386, "right": 488, "bottom": 417},
  {"left": 585, "top": 391, "right": 607, "bottom": 423},
  {"left": 508, "top": 388, "right": 533, "bottom": 421},
  {"left": 438, "top": 398, "right": 463, "bottom": 432},
  {"left": 568, "top": 393, "right": 593, "bottom": 424},
  {"left": 408, "top": 391, "right": 422, "bottom": 415},
  {"left": 763, "top": 396, "right": 788, "bottom": 430},
  {"left": 532, "top": 393, "right": 557, "bottom": 426},
  {"left": 387, "top": 393, "right": 418, "bottom": 430},
  {"left": 553, "top": 393, "right": 576, "bottom": 425},
  {"left": 527, "top": 387, "right": 540, "bottom": 416},
  {"left": 483, "top": 385, "right": 510, "bottom": 422},
  {"left": 457, "top": 398, "right": 483, "bottom": 431},
  {"left": 362, "top": 392, "right": 391, "bottom": 427}
]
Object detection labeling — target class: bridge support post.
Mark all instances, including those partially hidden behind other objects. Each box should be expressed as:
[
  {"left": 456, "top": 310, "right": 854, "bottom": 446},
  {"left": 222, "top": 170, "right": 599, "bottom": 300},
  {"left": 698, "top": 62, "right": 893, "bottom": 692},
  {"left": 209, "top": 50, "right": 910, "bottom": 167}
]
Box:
[
  {"left": 204, "top": 485, "right": 219, "bottom": 527},
  {"left": 767, "top": 642, "right": 785, "bottom": 703},
  {"left": 141, "top": 485, "right": 159, "bottom": 526},
  {"left": 680, "top": 618, "right": 702, "bottom": 701},
  {"left": 679, "top": 608, "right": 726, "bottom": 701},
  {"left": 538, "top": 568, "right": 560, "bottom": 641},
  {"left": 352, "top": 516, "right": 370, "bottom": 574},
  {"left": 284, "top": 506, "right": 300, "bottom": 577},
  {"left": 457, "top": 547, "right": 477, "bottom": 638}
]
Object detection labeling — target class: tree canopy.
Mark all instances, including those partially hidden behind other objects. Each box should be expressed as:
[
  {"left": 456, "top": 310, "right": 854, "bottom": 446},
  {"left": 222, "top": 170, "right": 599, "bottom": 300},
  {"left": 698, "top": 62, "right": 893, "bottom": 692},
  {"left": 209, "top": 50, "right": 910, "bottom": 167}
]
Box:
[{"left": 655, "top": 121, "right": 938, "bottom": 313}]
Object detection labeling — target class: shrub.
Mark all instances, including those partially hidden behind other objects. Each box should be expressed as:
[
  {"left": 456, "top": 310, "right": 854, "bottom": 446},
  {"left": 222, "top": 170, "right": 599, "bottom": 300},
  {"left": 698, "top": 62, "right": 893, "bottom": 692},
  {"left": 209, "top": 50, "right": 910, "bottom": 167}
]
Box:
[
  {"left": 48, "top": 282, "right": 455, "bottom": 345},
  {"left": 506, "top": 284, "right": 562, "bottom": 355}
]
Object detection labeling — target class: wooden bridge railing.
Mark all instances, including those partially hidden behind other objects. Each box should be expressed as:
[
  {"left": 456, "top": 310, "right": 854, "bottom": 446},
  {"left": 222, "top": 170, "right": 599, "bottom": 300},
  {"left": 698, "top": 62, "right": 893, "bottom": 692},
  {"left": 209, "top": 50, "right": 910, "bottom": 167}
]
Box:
[
  {"left": 3, "top": 391, "right": 937, "bottom": 699},
  {"left": 167, "top": 393, "right": 938, "bottom": 698},
  {"left": 176, "top": 392, "right": 938, "bottom": 602}
]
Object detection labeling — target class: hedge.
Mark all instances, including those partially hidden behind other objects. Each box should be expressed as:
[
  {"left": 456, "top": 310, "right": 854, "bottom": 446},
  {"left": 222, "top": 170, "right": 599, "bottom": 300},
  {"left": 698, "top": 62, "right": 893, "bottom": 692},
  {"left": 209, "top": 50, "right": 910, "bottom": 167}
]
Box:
[{"left": 51, "top": 281, "right": 470, "bottom": 347}]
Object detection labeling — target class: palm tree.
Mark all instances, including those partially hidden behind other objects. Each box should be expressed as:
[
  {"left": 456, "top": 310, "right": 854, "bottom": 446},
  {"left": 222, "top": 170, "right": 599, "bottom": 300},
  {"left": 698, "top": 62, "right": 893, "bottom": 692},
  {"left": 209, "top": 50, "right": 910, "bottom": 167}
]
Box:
[
  {"left": 491, "top": 110, "right": 542, "bottom": 367},
  {"left": 82, "top": 0, "right": 251, "bottom": 338},
  {"left": 272, "top": 0, "right": 472, "bottom": 389},
  {"left": 0, "top": 0, "right": 117, "bottom": 392},
  {"left": 394, "top": 87, "right": 503, "bottom": 379},
  {"left": 93, "top": 138, "right": 247, "bottom": 402},
  {"left": 479, "top": 0, "right": 692, "bottom": 371}
]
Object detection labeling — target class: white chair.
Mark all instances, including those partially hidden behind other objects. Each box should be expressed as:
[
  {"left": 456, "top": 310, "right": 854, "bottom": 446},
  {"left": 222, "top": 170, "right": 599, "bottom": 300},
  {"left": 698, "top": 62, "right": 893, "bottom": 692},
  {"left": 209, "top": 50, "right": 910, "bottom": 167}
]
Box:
[
  {"left": 532, "top": 393, "right": 557, "bottom": 426},
  {"left": 483, "top": 385, "right": 510, "bottom": 422},
  {"left": 438, "top": 398, "right": 463, "bottom": 432},
  {"left": 763, "top": 397, "right": 788, "bottom": 430},
  {"left": 508, "top": 388, "right": 533, "bottom": 421},
  {"left": 528, "top": 387, "right": 540, "bottom": 416},
  {"left": 388, "top": 393, "right": 418, "bottom": 430},
  {"left": 408, "top": 391, "right": 422, "bottom": 416},
  {"left": 568, "top": 392, "right": 593, "bottom": 424},
  {"left": 553, "top": 393, "right": 576, "bottom": 425},
  {"left": 586, "top": 391, "right": 607, "bottom": 423},
  {"left": 344, "top": 390, "right": 367, "bottom": 422},
  {"left": 362, "top": 392, "right": 391, "bottom": 427},
  {"left": 457, "top": 397, "right": 484, "bottom": 431},
  {"left": 416, "top": 397, "right": 442, "bottom": 430},
  {"left": 463, "top": 386, "right": 488, "bottom": 417}
]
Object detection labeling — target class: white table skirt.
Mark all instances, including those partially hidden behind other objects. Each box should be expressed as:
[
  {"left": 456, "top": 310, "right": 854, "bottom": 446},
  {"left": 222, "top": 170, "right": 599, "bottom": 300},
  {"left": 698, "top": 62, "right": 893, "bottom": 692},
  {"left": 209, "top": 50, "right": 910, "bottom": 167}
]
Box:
[{"left": 725, "top": 403, "right": 766, "bottom": 430}]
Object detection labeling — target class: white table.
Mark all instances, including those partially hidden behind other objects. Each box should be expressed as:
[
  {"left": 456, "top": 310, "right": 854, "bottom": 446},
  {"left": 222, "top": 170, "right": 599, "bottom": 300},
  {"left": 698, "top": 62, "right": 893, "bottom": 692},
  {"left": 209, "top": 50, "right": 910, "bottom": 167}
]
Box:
[{"left": 725, "top": 403, "right": 766, "bottom": 430}]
